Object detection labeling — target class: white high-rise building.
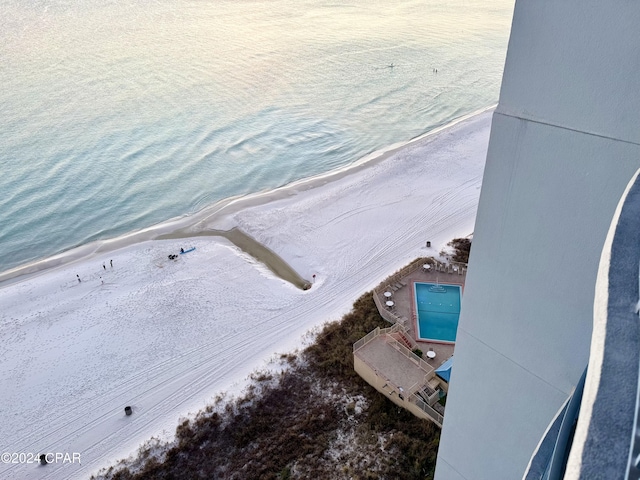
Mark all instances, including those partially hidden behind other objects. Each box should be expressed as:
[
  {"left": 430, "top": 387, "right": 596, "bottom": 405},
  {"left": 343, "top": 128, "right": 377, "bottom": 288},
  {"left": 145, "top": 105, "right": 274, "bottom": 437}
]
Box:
[{"left": 435, "top": 2, "right": 640, "bottom": 479}]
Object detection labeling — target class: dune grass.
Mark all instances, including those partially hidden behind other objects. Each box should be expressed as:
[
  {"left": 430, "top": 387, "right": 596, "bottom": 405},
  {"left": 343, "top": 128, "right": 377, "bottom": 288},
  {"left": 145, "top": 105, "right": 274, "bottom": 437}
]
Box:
[{"left": 94, "top": 292, "right": 440, "bottom": 480}]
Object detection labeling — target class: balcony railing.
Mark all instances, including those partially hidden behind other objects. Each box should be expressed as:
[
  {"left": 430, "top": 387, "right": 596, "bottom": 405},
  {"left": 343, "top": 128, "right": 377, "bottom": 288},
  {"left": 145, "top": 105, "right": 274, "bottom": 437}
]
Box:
[
  {"left": 527, "top": 168, "right": 640, "bottom": 479},
  {"left": 410, "top": 392, "right": 444, "bottom": 426},
  {"left": 523, "top": 367, "right": 586, "bottom": 480},
  {"left": 353, "top": 323, "right": 405, "bottom": 352}
]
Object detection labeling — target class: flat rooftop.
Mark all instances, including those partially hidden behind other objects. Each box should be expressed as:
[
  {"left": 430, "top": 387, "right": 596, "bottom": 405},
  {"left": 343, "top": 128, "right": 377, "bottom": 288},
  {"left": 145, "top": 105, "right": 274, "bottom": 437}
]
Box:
[{"left": 355, "top": 335, "right": 432, "bottom": 390}]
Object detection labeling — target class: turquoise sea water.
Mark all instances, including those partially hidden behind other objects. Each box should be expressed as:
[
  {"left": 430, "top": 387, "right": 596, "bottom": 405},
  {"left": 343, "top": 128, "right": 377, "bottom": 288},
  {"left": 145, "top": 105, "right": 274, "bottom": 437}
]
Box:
[
  {"left": 415, "top": 283, "right": 461, "bottom": 342},
  {"left": 0, "top": 0, "right": 514, "bottom": 274}
]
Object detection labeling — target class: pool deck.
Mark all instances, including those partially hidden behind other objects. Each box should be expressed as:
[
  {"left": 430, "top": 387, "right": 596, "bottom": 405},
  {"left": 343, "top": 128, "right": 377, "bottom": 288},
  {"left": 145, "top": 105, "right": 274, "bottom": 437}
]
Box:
[
  {"left": 353, "top": 258, "right": 467, "bottom": 425},
  {"left": 355, "top": 335, "right": 431, "bottom": 391},
  {"left": 385, "top": 263, "right": 464, "bottom": 365}
]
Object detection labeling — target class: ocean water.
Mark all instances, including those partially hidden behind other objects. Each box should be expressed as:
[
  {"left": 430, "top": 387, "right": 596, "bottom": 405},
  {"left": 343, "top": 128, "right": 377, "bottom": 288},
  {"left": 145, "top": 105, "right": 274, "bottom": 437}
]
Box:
[{"left": 0, "top": 0, "right": 513, "bottom": 274}]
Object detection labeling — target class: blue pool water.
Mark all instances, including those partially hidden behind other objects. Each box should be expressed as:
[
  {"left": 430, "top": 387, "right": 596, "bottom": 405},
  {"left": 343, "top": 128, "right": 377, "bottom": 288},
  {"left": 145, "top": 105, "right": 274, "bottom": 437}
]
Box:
[{"left": 415, "top": 283, "right": 461, "bottom": 342}]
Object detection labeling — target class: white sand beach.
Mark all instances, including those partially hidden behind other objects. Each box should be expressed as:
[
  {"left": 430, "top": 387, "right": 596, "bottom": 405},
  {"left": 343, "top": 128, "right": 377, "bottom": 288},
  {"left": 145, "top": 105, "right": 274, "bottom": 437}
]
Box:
[{"left": 0, "top": 108, "right": 492, "bottom": 480}]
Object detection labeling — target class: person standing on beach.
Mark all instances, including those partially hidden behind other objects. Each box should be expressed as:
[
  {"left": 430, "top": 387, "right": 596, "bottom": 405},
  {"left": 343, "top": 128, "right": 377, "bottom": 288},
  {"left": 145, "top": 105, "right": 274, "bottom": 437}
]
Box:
[
  {"left": 101, "top": 277, "right": 104, "bottom": 285},
  {"left": 77, "top": 275, "right": 81, "bottom": 283},
  {"left": 103, "top": 263, "right": 106, "bottom": 271},
  {"left": 110, "top": 259, "right": 113, "bottom": 268}
]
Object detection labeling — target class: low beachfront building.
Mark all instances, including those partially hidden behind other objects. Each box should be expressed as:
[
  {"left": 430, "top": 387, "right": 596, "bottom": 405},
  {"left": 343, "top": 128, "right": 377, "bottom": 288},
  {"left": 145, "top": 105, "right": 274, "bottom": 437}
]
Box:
[{"left": 353, "top": 257, "right": 466, "bottom": 427}]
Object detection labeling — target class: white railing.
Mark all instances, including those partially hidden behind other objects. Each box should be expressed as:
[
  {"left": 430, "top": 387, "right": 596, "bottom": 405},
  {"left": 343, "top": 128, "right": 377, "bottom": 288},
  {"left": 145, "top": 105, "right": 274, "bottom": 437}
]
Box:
[
  {"left": 427, "top": 389, "right": 440, "bottom": 406},
  {"left": 373, "top": 257, "right": 431, "bottom": 296},
  {"left": 431, "top": 259, "right": 467, "bottom": 275},
  {"left": 410, "top": 393, "right": 444, "bottom": 426},
  {"left": 377, "top": 256, "right": 468, "bottom": 295},
  {"left": 386, "top": 336, "right": 433, "bottom": 374},
  {"left": 371, "top": 256, "right": 468, "bottom": 327},
  {"left": 353, "top": 327, "right": 380, "bottom": 352},
  {"left": 353, "top": 323, "right": 403, "bottom": 352},
  {"left": 354, "top": 255, "right": 467, "bottom": 427},
  {"left": 408, "top": 373, "right": 433, "bottom": 396},
  {"left": 372, "top": 292, "right": 403, "bottom": 325}
]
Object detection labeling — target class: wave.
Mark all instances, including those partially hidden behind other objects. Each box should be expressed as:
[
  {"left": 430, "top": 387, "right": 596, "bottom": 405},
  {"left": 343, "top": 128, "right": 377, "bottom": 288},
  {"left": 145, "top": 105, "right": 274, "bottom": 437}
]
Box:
[{"left": 0, "top": 105, "right": 495, "bottom": 286}]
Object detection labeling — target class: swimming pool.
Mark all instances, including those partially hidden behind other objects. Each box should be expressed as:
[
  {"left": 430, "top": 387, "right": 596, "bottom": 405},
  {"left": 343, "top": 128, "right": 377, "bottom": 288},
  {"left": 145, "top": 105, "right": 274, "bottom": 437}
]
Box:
[{"left": 414, "top": 282, "right": 461, "bottom": 342}]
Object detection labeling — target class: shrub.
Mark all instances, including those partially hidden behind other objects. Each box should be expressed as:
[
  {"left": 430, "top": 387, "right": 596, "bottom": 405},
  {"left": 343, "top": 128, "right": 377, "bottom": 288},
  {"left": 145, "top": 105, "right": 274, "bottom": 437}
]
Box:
[
  {"left": 447, "top": 238, "right": 472, "bottom": 263},
  {"left": 95, "top": 290, "right": 440, "bottom": 480}
]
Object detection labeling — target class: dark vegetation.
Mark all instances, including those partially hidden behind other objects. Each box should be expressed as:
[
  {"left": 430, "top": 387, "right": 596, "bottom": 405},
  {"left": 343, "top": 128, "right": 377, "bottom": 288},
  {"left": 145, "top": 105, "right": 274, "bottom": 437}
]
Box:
[
  {"left": 94, "top": 293, "right": 440, "bottom": 480},
  {"left": 447, "top": 237, "right": 472, "bottom": 263}
]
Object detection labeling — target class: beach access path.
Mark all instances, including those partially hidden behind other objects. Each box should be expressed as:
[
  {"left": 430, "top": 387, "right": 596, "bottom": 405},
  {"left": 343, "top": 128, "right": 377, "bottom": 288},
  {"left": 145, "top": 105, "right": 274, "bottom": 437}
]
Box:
[{"left": 0, "top": 109, "right": 492, "bottom": 480}]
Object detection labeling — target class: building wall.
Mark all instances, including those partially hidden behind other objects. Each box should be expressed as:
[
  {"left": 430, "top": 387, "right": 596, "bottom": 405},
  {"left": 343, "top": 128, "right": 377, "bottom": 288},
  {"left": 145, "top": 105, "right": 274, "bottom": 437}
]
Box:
[{"left": 435, "top": 2, "right": 640, "bottom": 479}]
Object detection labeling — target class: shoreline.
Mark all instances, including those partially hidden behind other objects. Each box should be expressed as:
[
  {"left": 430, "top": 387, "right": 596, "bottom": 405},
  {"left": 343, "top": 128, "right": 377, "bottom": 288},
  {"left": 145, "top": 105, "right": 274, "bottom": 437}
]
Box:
[
  {"left": 0, "top": 106, "right": 493, "bottom": 480},
  {"left": 0, "top": 105, "right": 495, "bottom": 289}
]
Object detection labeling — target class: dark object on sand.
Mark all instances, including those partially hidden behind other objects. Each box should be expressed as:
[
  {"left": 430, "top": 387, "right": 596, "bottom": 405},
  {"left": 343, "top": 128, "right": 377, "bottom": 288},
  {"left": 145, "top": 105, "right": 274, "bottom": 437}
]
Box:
[
  {"left": 125, "top": 406, "right": 132, "bottom": 416},
  {"left": 39, "top": 454, "right": 47, "bottom": 465}
]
